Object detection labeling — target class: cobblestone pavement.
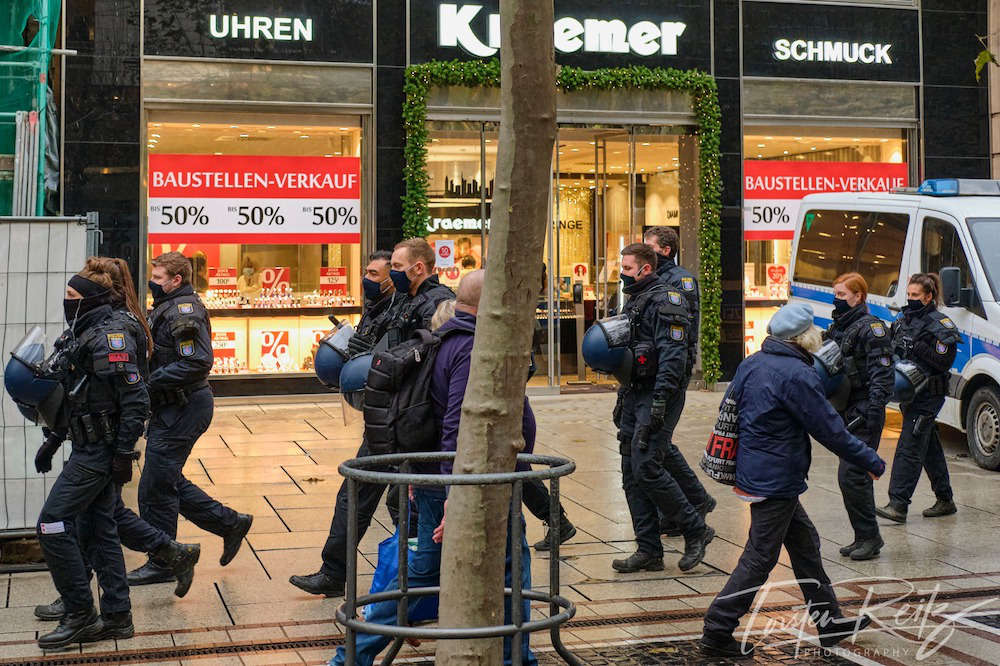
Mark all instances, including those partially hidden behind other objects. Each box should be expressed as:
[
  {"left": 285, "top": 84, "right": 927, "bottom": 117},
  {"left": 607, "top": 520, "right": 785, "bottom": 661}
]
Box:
[{"left": 3, "top": 390, "right": 1000, "bottom": 665}]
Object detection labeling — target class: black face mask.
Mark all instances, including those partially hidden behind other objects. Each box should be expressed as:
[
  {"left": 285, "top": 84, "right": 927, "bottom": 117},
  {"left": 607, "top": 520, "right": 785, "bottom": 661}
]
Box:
[
  {"left": 832, "top": 298, "right": 852, "bottom": 316},
  {"left": 63, "top": 291, "right": 110, "bottom": 326},
  {"left": 63, "top": 298, "right": 82, "bottom": 325},
  {"left": 620, "top": 273, "right": 637, "bottom": 288},
  {"left": 905, "top": 298, "right": 924, "bottom": 311},
  {"left": 148, "top": 280, "right": 166, "bottom": 301}
]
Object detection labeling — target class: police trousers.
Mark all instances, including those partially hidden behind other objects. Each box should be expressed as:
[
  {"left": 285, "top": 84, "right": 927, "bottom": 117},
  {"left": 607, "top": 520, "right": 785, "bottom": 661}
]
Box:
[
  {"left": 140, "top": 386, "right": 238, "bottom": 539},
  {"left": 838, "top": 405, "right": 884, "bottom": 541},
  {"left": 619, "top": 387, "right": 704, "bottom": 555},
  {"left": 37, "top": 447, "right": 130, "bottom": 615},
  {"left": 888, "top": 392, "right": 953, "bottom": 508}
]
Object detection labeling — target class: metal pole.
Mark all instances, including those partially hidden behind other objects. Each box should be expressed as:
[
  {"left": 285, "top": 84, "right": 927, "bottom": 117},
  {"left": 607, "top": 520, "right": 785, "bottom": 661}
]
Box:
[
  {"left": 345, "top": 478, "right": 359, "bottom": 664},
  {"left": 510, "top": 479, "right": 523, "bottom": 666},
  {"left": 549, "top": 475, "right": 580, "bottom": 665}
]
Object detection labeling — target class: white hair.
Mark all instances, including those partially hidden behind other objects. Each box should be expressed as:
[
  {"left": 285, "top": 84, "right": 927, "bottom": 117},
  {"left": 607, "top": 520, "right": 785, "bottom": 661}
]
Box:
[
  {"left": 430, "top": 299, "right": 456, "bottom": 330},
  {"left": 789, "top": 325, "right": 823, "bottom": 354}
]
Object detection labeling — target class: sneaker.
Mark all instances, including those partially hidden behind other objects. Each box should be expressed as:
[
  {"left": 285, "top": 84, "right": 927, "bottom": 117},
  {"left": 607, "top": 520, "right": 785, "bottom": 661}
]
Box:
[
  {"left": 611, "top": 551, "right": 664, "bottom": 573},
  {"left": 289, "top": 571, "right": 346, "bottom": 597},
  {"left": 532, "top": 517, "right": 577, "bottom": 551},
  {"left": 699, "top": 633, "right": 755, "bottom": 658},
  {"left": 922, "top": 499, "right": 957, "bottom": 518}
]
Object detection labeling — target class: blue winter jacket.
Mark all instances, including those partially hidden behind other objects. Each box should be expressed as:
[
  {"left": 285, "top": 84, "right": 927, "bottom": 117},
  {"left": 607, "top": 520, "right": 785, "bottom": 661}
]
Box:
[
  {"left": 729, "top": 336, "right": 886, "bottom": 499},
  {"left": 430, "top": 311, "right": 536, "bottom": 475}
]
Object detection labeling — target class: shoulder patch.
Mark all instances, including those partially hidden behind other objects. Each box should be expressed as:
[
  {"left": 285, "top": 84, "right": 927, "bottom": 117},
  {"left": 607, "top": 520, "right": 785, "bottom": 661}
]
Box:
[
  {"left": 939, "top": 316, "right": 955, "bottom": 329},
  {"left": 106, "top": 333, "right": 125, "bottom": 350},
  {"left": 869, "top": 322, "right": 886, "bottom": 338},
  {"left": 670, "top": 325, "right": 685, "bottom": 341},
  {"left": 179, "top": 340, "right": 195, "bottom": 357},
  {"left": 681, "top": 277, "right": 695, "bottom": 291},
  {"left": 125, "top": 372, "right": 141, "bottom": 385},
  {"left": 935, "top": 340, "right": 948, "bottom": 354},
  {"left": 668, "top": 291, "right": 683, "bottom": 306},
  {"left": 177, "top": 302, "right": 194, "bottom": 314},
  {"left": 879, "top": 355, "right": 892, "bottom": 367}
]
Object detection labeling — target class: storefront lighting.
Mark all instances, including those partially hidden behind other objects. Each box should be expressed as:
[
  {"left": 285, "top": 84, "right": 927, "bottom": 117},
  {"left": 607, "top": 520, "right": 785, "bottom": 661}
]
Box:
[
  {"left": 880, "top": 138, "right": 889, "bottom": 142},
  {"left": 214, "top": 152, "right": 222, "bottom": 155},
  {"left": 152, "top": 123, "right": 161, "bottom": 127},
  {"left": 151, "top": 133, "right": 160, "bottom": 138},
  {"left": 783, "top": 150, "right": 789, "bottom": 155},
  {"left": 765, "top": 136, "right": 773, "bottom": 140},
  {"left": 324, "top": 154, "right": 333, "bottom": 157},
  {"left": 824, "top": 137, "right": 832, "bottom": 141},
  {"left": 267, "top": 126, "right": 276, "bottom": 129},
  {"left": 192, "top": 123, "right": 201, "bottom": 127},
  {"left": 757, "top": 143, "right": 765, "bottom": 147},
  {"left": 642, "top": 142, "right": 650, "bottom": 146},
  {"left": 757, "top": 154, "right": 762, "bottom": 158},
  {"left": 810, "top": 147, "right": 817, "bottom": 150},
  {"left": 230, "top": 125, "right": 239, "bottom": 128},
  {"left": 571, "top": 148, "right": 579, "bottom": 152},
  {"left": 300, "top": 135, "right": 310, "bottom": 138},
  {"left": 239, "top": 133, "right": 249, "bottom": 138},
  {"left": 340, "top": 127, "right": 350, "bottom": 131}
]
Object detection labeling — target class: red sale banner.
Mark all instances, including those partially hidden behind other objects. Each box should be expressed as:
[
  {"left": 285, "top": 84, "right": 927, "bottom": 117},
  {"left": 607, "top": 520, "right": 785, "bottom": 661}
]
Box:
[
  {"left": 208, "top": 267, "right": 237, "bottom": 288},
  {"left": 147, "top": 154, "right": 361, "bottom": 244},
  {"left": 261, "top": 267, "right": 290, "bottom": 290},
  {"left": 319, "top": 267, "right": 347, "bottom": 294},
  {"left": 743, "top": 161, "right": 908, "bottom": 240},
  {"left": 211, "top": 331, "right": 237, "bottom": 358}
]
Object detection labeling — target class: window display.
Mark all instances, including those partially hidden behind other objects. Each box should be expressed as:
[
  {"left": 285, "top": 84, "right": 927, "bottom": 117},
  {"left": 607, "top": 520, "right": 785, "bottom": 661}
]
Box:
[{"left": 145, "top": 112, "right": 364, "bottom": 376}]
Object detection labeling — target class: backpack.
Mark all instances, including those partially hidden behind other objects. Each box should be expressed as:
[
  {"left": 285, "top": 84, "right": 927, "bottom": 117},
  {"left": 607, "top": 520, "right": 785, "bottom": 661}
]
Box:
[{"left": 363, "top": 328, "right": 461, "bottom": 456}]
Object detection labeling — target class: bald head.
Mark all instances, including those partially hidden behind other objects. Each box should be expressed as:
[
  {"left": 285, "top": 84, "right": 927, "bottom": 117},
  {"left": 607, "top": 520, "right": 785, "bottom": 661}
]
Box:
[{"left": 456, "top": 269, "right": 484, "bottom": 314}]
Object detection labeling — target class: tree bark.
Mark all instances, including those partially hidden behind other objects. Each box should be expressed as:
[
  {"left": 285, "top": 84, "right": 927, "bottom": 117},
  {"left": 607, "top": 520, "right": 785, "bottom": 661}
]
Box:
[{"left": 435, "top": 1, "right": 556, "bottom": 663}]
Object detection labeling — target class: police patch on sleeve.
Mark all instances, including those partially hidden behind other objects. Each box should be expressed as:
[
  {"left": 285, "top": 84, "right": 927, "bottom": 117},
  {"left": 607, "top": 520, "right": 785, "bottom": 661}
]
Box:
[
  {"left": 935, "top": 340, "right": 948, "bottom": 354},
  {"left": 670, "top": 325, "right": 685, "bottom": 341},
  {"left": 668, "top": 291, "right": 682, "bottom": 306},
  {"left": 939, "top": 317, "right": 955, "bottom": 329},
  {"left": 870, "top": 322, "right": 886, "bottom": 338},
  {"left": 125, "top": 372, "right": 141, "bottom": 384},
  {"left": 681, "top": 277, "right": 694, "bottom": 291},
  {"left": 879, "top": 356, "right": 891, "bottom": 367},
  {"left": 106, "top": 333, "right": 126, "bottom": 350},
  {"left": 179, "top": 340, "right": 195, "bottom": 357},
  {"left": 177, "top": 302, "right": 194, "bottom": 314}
]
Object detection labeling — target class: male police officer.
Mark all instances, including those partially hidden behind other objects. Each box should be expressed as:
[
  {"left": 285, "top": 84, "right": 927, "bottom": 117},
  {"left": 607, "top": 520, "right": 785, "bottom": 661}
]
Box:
[
  {"left": 291, "top": 238, "right": 454, "bottom": 597},
  {"left": 128, "top": 252, "right": 253, "bottom": 586},
  {"left": 346, "top": 251, "right": 400, "bottom": 357},
  {"left": 613, "top": 243, "right": 714, "bottom": 573}
]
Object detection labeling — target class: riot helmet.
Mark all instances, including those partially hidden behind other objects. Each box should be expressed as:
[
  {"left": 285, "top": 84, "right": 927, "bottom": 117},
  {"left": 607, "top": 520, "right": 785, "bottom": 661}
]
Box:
[
  {"left": 339, "top": 352, "right": 373, "bottom": 411},
  {"left": 582, "top": 315, "right": 632, "bottom": 383},
  {"left": 4, "top": 327, "right": 65, "bottom": 428},
  {"left": 812, "top": 340, "right": 850, "bottom": 412},
  {"left": 893, "top": 360, "right": 927, "bottom": 403},
  {"left": 314, "top": 322, "right": 355, "bottom": 388}
]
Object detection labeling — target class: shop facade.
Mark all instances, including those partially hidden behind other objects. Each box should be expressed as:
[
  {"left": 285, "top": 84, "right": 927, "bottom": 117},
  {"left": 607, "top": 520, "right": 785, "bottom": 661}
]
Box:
[{"left": 51, "top": 0, "right": 986, "bottom": 394}]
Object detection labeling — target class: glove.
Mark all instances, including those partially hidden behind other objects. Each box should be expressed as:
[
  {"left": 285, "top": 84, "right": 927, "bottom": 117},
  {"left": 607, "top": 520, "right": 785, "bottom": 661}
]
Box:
[
  {"left": 844, "top": 407, "right": 866, "bottom": 434},
  {"left": 347, "top": 333, "right": 373, "bottom": 357},
  {"left": 111, "top": 451, "right": 139, "bottom": 485},
  {"left": 34, "top": 431, "right": 64, "bottom": 474},
  {"left": 649, "top": 393, "right": 667, "bottom": 433},
  {"left": 613, "top": 396, "right": 623, "bottom": 428}
]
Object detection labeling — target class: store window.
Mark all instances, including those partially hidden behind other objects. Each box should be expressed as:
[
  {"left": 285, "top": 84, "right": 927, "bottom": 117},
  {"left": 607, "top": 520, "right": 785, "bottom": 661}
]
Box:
[
  {"left": 743, "top": 126, "right": 908, "bottom": 353},
  {"left": 145, "top": 111, "right": 364, "bottom": 376}
]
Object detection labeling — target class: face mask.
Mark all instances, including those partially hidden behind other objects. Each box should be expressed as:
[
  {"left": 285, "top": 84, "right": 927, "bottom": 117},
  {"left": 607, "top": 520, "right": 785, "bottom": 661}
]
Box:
[
  {"left": 243, "top": 268, "right": 253, "bottom": 277},
  {"left": 148, "top": 280, "right": 166, "bottom": 301},
  {"left": 905, "top": 298, "right": 924, "bottom": 311},
  {"left": 362, "top": 277, "right": 384, "bottom": 301},
  {"left": 63, "top": 298, "right": 82, "bottom": 326},
  {"left": 390, "top": 267, "right": 413, "bottom": 293},
  {"left": 832, "top": 297, "right": 851, "bottom": 315},
  {"left": 620, "top": 273, "right": 637, "bottom": 287}
]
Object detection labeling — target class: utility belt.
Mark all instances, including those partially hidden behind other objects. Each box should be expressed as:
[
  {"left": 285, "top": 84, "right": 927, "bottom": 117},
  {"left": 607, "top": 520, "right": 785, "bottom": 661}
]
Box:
[
  {"left": 149, "top": 381, "right": 208, "bottom": 408},
  {"left": 68, "top": 411, "right": 117, "bottom": 447}
]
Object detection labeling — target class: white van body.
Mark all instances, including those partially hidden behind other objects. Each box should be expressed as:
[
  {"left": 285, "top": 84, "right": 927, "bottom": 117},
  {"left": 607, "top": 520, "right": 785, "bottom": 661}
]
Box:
[{"left": 788, "top": 185, "right": 1000, "bottom": 469}]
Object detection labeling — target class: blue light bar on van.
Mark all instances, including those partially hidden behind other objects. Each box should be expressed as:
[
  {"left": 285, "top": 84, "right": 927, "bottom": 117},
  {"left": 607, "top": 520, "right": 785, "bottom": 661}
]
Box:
[{"left": 918, "top": 179, "right": 1000, "bottom": 196}]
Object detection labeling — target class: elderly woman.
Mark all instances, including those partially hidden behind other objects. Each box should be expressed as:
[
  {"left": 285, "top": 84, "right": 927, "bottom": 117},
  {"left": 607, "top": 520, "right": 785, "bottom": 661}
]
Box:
[{"left": 700, "top": 303, "right": 886, "bottom": 658}]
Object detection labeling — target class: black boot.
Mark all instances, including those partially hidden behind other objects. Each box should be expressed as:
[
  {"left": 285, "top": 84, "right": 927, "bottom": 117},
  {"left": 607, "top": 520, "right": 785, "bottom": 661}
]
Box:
[
  {"left": 818, "top": 614, "right": 872, "bottom": 648},
  {"left": 923, "top": 499, "right": 957, "bottom": 517},
  {"left": 611, "top": 551, "right": 664, "bottom": 573},
  {"left": 533, "top": 515, "right": 577, "bottom": 551},
  {"left": 838, "top": 541, "right": 860, "bottom": 557},
  {"left": 37, "top": 607, "right": 102, "bottom": 650},
  {"left": 288, "top": 571, "right": 346, "bottom": 597},
  {"left": 678, "top": 526, "right": 715, "bottom": 572},
  {"left": 127, "top": 558, "right": 175, "bottom": 586},
  {"left": 221, "top": 513, "right": 253, "bottom": 566},
  {"left": 699, "top": 633, "right": 755, "bottom": 658},
  {"left": 850, "top": 536, "right": 884, "bottom": 561},
  {"left": 34, "top": 597, "right": 65, "bottom": 621},
  {"left": 95, "top": 611, "right": 134, "bottom": 641},
  {"left": 154, "top": 540, "right": 201, "bottom": 598},
  {"left": 661, "top": 496, "right": 716, "bottom": 537},
  {"left": 876, "top": 502, "right": 907, "bottom": 524}
]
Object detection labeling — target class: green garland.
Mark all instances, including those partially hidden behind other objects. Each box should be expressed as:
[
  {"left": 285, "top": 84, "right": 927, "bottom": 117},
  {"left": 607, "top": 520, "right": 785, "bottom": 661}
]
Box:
[{"left": 402, "top": 60, "right": 723, "bottom": 385}]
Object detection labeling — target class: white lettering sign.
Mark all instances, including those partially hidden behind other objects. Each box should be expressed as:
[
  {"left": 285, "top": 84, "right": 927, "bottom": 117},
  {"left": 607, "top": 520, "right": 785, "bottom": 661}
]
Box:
[
  {"left": 209, "top": 15, "right": 313, "bottom": 41},
  {"left": 772, "top": 38, "right": 892, "bottom": 65},
  {"left": 438, "top": 4, "right": 686, "bottom": 57}
]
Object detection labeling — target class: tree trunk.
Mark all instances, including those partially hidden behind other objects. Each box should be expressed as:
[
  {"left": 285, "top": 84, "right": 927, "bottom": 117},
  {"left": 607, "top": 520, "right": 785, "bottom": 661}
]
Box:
[{"left": 435, "top": 1, "right": 556, "bottom": 664}]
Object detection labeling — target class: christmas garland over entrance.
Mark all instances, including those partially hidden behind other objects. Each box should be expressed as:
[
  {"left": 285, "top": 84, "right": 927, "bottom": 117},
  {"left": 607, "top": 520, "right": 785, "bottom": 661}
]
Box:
[{"left": 402, "top": 59, "right": 723, "bottom": 384}]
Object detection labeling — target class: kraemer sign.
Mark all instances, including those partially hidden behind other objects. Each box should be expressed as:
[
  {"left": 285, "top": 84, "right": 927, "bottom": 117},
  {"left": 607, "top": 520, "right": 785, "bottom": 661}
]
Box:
[
  {"left": 409, "top": 0, "right": 711, "bottom": 70},
  {"left": 743, "top": 2, "right": 919, "bottom": 82}
]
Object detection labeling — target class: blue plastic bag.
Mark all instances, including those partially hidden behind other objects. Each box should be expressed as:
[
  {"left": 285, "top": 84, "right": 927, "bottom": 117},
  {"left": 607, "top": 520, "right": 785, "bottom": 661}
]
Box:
[{"left": 366, "top": 531, "right": 439, "bottom": 623}]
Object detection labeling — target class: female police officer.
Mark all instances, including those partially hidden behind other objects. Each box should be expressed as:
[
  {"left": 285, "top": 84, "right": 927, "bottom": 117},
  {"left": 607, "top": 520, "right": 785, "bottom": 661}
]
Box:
[
  {"left": 824, "top": 273, "right": 893, "bottom": 560},
  {"left": 878, "top": 273, "right": 962, "bottom": 523},
  {"left": 33, "top": 258, "right": 151, "bottom": 649}
]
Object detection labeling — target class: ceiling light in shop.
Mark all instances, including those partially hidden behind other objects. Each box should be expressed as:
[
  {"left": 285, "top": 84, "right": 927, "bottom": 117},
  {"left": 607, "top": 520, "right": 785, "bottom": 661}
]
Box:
[
  {"left": 757, "top": 143, "right": 765, "bottom": 147},
  {"left": 214, "top": 152, "right": 222, "bottom": 155},
  {"left": 824, "top": 137, "right": 832, "bottom": 141},
  {"left": 853, "top": 138, "right": 861, "bottom": 142},
  {"left": 267, "top": 126, "right": 276, "bottom": 129},
  {"left": 571, "top": 148, "right": 579, "bottom": 152},
  {"left": 642, "top": 142, "right": 650, "bottom": 146},
  {"left": 795, "top": 137, "right": 802, "bottom": 140},
  {"left": 239, "top": 134, "right": 249, "bottom": 138},
  {"left": 880, "top": 138, "right": 889, "bottom": 142},
  {"left": 151, "top": 123, "right": 161, "bottom": 127},
  {"left": 339, "top": 127, "right": 350, "bottom": 130},
  {"left": 335, "top": 152, "right": 341, "bottom": 155},
  {"left": 811, "top": 147, "right": 817, "bottom": 150},
  {"left": 191, "top": 124, "right": 200, "bottom": 127},
  {"left": 324, "top": 154, "right": 333, "bottom": 157},
  {"left": 230, "top": 125, "right": 238, "bottom": 128},
  {"left": 765, "top": 136, "right": 773, "bottom": 140},
  {"left": 783, "top": 150, "right": 789, "bottom": 155},
  {"left": 300, "top": 135, "right": 310, "bottom": 139}
]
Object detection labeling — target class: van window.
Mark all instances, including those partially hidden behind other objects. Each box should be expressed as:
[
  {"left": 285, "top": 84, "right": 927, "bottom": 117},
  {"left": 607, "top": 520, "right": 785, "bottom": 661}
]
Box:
[
  {"left": 968, "top": 218, "right": 1000, "bottom": 300},
  {"left": 793, "top": 209, "right": 909, "bottom": 296},
  {"left": 921, "top": 217, "right": 975, "bottom": 291}
]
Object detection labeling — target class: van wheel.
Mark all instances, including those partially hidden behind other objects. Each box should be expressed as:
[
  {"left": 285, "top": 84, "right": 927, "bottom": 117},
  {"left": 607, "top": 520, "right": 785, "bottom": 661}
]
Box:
[{"left": 967, "top": 387, "right": 1000, "bottom": 470}]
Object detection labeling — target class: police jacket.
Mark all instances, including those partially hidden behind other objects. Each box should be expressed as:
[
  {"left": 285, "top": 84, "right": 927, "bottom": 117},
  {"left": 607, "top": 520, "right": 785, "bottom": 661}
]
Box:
[
  {"left": 728, "top": 336, "right": 885, "bottom": 499},
  {"left": 891, "top": 302, "right": 962, "bottom": 395},
  {"left": 656, "top": 256, "right": 699, "bottom": 367},
  {"left": 621, "top": 274, "right": 689, "bottom": 398},
  {"left": 823, "top": 303, "right": 894, "bottom": 418},
  {"left": 54, "top": 304, "right": 150, "bottom": 454},
  {"left": 147, "top": 283, "right": 213, "bottom": 390},
  {"left": 385, "top": 274, "right": 455, "bottom": 347},
  {"left": 347, "top": 292, "right": 403, "bottom": 357}
]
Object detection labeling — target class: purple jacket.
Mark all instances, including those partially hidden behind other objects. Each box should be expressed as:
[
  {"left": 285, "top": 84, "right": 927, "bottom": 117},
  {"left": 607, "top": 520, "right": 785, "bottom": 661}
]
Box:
[{"left": 431, "top": 311, "right": 536, "bottom": 475}]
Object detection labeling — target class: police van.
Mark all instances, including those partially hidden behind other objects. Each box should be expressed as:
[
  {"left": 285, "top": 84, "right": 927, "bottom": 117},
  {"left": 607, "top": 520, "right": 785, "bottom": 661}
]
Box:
[{"left": 788, "top": 179, "right": 1000, "bottom": 469}]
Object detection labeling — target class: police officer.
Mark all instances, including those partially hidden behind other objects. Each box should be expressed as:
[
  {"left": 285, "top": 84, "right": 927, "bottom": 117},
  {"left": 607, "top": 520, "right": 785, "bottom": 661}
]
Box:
[
  {"left": 824, "top": 273, "right": 893, "bottom": 560},
  {"left": 612, "top": 243, "right": 714, "bottom": 574},
  {"left": 28, "top": 260, "right": 150, "bottom": 649},
  {"left": 642, "top": 227, "right": 714, "bottom": 537},
  {"left": 291, "top": 238, "right": 454, "bottom": 597},
  {"left": 878, "top": 273, "right": 962, "bottom": 523},
  {"left": 345, "top": 250, "right": 400, "bottom": 357},
  {"left": 128, "top": 252, "right": 253, "bottom": 586}
]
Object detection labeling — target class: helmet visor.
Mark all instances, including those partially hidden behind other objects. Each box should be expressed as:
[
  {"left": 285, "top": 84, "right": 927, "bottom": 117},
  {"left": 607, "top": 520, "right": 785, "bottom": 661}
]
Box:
[
  {"left": 322, "top": 322, "right": 355, "bottom": 356},
  {"left": 596, "top": 315, "right": 631, "bottom": 349},
  {"left": 9, "top": 326, "right": 47, "bottom": 369}
]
